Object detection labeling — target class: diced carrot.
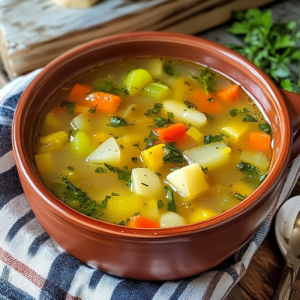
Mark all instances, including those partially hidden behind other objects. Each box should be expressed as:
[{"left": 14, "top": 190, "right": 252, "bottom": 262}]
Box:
[
  {"left": 81, "top": 92, "right": 121, "bottom": 114},
  {"left": 68, "top": 83, "right": 92, "bottom": 102},
  {"left": 249, "top": 132, "right": 271, "bottom": 151},
  {"left": 189, "top": 89, "right": 223, "bottom": 114},
  {"left": 218, "top": 85, "right": 239, "bottom": 102},
  {"left": 51, "top": 106, "right": 67, "bottom": 114},
  {"left": 153, "top": 123, "right": 186, "bottom": 143},
  {"left": 74, "top": 105, "right": 90, "bottom": 115},
  {"left": 128, "top": 216, "right": 160, "bottom": 228}
]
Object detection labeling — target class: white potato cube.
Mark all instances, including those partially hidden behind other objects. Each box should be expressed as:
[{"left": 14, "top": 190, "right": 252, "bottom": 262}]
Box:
[
  {"left": 166, "top": 164, "right": 208, "bottom": 199},
  {"left": 184, "top": 142, "right": 231, "bottom": 169},
  {"left": 241, "top": 151, "right": 269, "bottom": 171},
  {"left": 71, "top": 113, "right": 91, "bottom": 131},
  {"left": 163, "top": 100, "right": 207, "bottom": 127},
  {"left": 131, "top": 168, "right": 162, "bottom": 197},
  {"left": 160, "top": 212, "right": 187, "bottom": 228},
  {"left": 86, "top": 137, "right": 120, "bottom": 163}
]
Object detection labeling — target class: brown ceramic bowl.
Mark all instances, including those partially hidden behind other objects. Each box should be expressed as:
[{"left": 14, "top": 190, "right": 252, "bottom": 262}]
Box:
[{"left": 12, "top": 32, "right": 300, "bottom": 281}]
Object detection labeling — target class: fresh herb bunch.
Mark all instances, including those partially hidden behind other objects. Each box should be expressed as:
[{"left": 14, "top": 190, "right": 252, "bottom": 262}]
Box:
[{"left": 226, "top": 8, "right": 300, "bottom": 93}]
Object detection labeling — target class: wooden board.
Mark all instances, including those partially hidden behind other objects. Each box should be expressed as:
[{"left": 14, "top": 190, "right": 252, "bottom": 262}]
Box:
[{"left": 0, "top": 0, "right": 276, "bottom": 78}]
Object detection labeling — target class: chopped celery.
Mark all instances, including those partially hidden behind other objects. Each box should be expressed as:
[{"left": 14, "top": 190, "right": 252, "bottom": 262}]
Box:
[
  {"left": 123, "top": 69, "right": 153, "bottom": 96},
  {"left": 70, "top": 131, "right": 96, "bottom": 157},
  {"left": 143, "top": 82, "right": 170, "bottom": 99},
  {"left": 240, "top": 151, "right": 269, "bottom": 171}
]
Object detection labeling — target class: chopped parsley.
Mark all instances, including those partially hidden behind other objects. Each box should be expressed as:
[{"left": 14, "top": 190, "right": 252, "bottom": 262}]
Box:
[
  {"left": 203, "top": 135, "right": 223, "bottom": 145},
  {"left": 107, "top": 116, "right": 128, "bottom": 128},
  {"left": 183, "top": 100, "right": 197, "bottom": 109},
  {"left": 144, "top": 103, "right": 163, "bottom": 117},
  {"left": 67, "top": 129, "right": 78, "bottom": 139},
  {"left": 144, "top": 130, "right": 158, "bottom": 147},
  {"left": 243, "top": 115, "right": 258, "bottom": 122},
  {"left": 97, "top": 195, "right": 111, "bottom": 209},
  {"left": 167, "top": 112, "right": 174, "bottom": 119},
  {"left": 111, "top": 192, "right": 119, "bottom": 196},
  {"left": 235, "top": 193, "right": 247, "bottom": 201},
  {"left": 88, "top": 104, "right": 98, "bottom": 114},
  {"left": 201, "top": 167, "right": 209, "bottom": 174},
  {"left": 199, "top": 67, "right": 215, "bottom": 95},
  {"left": 258, "top": 123, "right": 273, "bottom": 137},
  {"left": 163, "top": 64, "right": 179, "bottom": 76},
  {"left": 153, "top": 116, "right": 174, "bottom": 128},
  {"left": 237, "top": 162, "right": 267, "bottom": 185},
  {"left": 134, "top": 212, "right": 141, "bottom": 216},
  {"left": 67, "top": 166, "right": 75, "bottom": 172},
  {"left": 61, "top": 101, "right": 75, "bottom": 114},
  {"left": 95, "top": 167, "right": 107, "bottom": 173},
  {"left": 131, "top": 106, "right": 136, "bottom": 111},
  {"left": 119, "top": 220, "right": 125, "bottom": 226},
  {"left": 157, "top": 199, "right": 164, "bottom": 209},
  {"left": 229, "top": 107, "right": 251, "bottom": 117},
  {"left": 104, "top": 163, "right": 131, "bottom": 186},
  {"left": 165, "top": 186, "right": 176, "bottom": 212},
  {"left": 131, "top": 157, "right": 138, "bottom": 163},
  {"left": 207, "top": 97, "right": 215, "bottom": 102},
  {"left": 163, "top": 143, "right": 186, "bottom": 164}
]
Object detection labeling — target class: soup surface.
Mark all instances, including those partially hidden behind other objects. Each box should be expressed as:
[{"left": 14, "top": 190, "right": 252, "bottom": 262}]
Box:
[{"left": 34, "top": 57, "right": 273, "bottom": 228}]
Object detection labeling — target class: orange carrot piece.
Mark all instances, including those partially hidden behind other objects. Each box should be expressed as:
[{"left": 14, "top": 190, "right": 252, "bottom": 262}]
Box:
[
  {"left": 153, "top": 123, "right": 186, "bottom": 143},
  {"left": 51, "top": 106, "right": 67, "bottom": 114},
  {"left": 249, "top": 132, "right": 271, "bottom": 151},
  {"left": 189, "top": 89, "right": 223, "bottom": 114},
  {"left": 68, "top": 83, "right": 91, "bottom": 102},
  {"left": 128, "top": 216, "right": 160, "bottom": 228},
  {"left": 74, "top": 105, "right": 90, "bottom": 115},
  {"left": 218, "top": 85, "right": 239, "bottom": 102},
  {"left": 82, "top": 92, "right": 121, "bottom": 114}
]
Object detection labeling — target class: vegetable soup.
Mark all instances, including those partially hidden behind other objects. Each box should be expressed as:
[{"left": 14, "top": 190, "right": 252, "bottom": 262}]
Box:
[{"left": 34, "top": 58, "right": 273, "bottom": 228}]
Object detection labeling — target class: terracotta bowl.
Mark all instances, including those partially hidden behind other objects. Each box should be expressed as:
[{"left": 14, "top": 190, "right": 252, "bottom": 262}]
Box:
[{"left": 12, "top": 32, "right": 300, "bottom": 281}]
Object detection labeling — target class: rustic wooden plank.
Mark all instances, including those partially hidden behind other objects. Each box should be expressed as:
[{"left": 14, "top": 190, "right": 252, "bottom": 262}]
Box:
[{"left": 226, "top": 285, "right": 255, "bottom": 300}]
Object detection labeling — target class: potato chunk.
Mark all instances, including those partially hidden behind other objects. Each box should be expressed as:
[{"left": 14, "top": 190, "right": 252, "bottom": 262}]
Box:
[
  {"left": 71, "top": 113, "right": 91, "bottom": 131},
  {"left": 163, "top": 100, "right": 207, "bottom": 127},
  {"left": 160, "top": 212, "right": 187, "bottom": 228},
  {"left": 166, "top": 163, "right": 208, "bottom": 199},
  {"left": 240, "top": 151, "right": 269, "bottom": 171},
  {"left": 86, "top": 137, "right": 120, "bottom": 163},
  {"left": 131, "top": 168, "right": 162, "bottom": 197},
  {"left": 184, "top": 142, "right": 231, "bottom": 169}
]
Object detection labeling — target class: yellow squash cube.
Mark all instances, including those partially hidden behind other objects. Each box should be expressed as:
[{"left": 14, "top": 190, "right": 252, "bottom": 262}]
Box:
[
  {"left": 39, "top": 131, "right": 68, "bottom": 153},
  {"left": 186, "top": 127, "right": 203, "bottom": 142},
  {"left": 141, "top": 144, "right": 165, "bottom": 172},
  {"left": 35, "top": 153, "right": 53, "bottom": 177},
  {"left": 188, "top": 208, "right": 217, "bottom": 224}
]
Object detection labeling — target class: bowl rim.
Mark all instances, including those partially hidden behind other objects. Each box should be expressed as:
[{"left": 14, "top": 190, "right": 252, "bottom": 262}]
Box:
[{"left": 12, "top": 31, "right": 292, "bottom": 238}]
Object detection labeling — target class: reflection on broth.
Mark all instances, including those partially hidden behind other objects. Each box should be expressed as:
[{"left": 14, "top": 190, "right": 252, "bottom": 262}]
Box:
[{"left": 34, "top": 57, "right": 272, "bottom": 228}]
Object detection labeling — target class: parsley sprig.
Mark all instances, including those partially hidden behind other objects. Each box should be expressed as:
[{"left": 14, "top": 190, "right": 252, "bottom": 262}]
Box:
[
  {"left": 237, "top": 162, "right": 267, "bottom": 185},
  {"left": 226, "top": 8, "right": 300, "bottom": 93}
]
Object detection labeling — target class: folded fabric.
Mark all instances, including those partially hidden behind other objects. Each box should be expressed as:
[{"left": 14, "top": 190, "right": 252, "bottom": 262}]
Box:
[{"left": 0, "top": 70, "right": 299, "bottom": 300}]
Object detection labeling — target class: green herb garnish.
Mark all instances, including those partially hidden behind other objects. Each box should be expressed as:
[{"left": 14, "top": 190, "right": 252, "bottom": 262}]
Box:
[
  {"left": 167, "top": 112, "right": 174, "bottom": 119},
  {"left": 131, "top": 106, "right": 136, "bottom": 111},
  {"left": 258, "top": 123, "right": 273, "bottom": 137},
  {"left": 207, "top": 97, "right": 215, "bottom": 102},
  {"left": 61, "top": 101, "right": 75, "bottom": 114},
  {"left": 67, "top": 166, "right": 75, "bottom": 172},
  {"left": 95, "top": 167, "right": 107, "bottom": 174},
  {"left": 243, "top": 115, "right": 258, "bottom": 122},
  {"left": 164, "top": 186, "right": 176, "bottom": 212},
  {"left": 201, "top": 167, "right": 209, "bottom": 174},
  {"left": 229, "top": 107, "right": 251, "bottom": 117},
  {"left": 104, "top": 163, "right": 131, "bottom": 185},
  {"left": 144, "top": 130, "right": 158, "bottom": 148},
  {"left": 111, "top": 192, "right": 119, "bottom": 196},
  {"left": 157, "top": 199, "right": 164, "bottom": 209},
  {"left": 163, "top": 143, "right": 186, "bottom": 164},
  {"left": 203, "top": 135, "right": 223, "bottom": 145},
  {"left": 183, "top": 100, "right": 197, "bottom": 109},
  {"left": 237, "top": 162, "right": 267, "bottom": 185},
  {"left": 235, "top": 193, "right": 247, "bottom": 201},
  {"left": 153, "top": 116, "right": 174, "bottom": 128},
  {"left": 97, "top": 195, "right": 111, "bottom": 210},
  {"left": 131, "top": 157, "right": 138, "bottom": 163},
  {"left": 163, "top": 64, "right": 179, "bottom": 76},
  {"left": 107, "top": 116, "right": 128, "bottom": 128},
  {"left": 134, "top": 212, "right": 141, "bottom": 216},
  {"left": 199, "top": 67, "right": 215, "bottom": 95},
  {"left": 226, "top": 8, "right": 300, "bottom": 94},
  {"left": 88, "top": 105, "right": 98, "bottom": 114},
  {"left": 67, "top": 129, "right": 78, "bottom": 139},
  {"left": 119, "top": 220, "right": 125, "bottom": 226},
  {"left": 144, "top": 103, "right": 163, "bottom": 117}
]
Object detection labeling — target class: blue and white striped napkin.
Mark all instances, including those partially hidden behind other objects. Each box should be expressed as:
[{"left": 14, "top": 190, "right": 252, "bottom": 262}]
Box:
[{"left": 1, "top": 70, "right": 299, "bottom": 300}]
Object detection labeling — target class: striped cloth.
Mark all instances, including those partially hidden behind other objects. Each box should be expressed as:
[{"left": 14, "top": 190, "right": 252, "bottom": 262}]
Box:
[{"left": 0, "top": 70, "right": 299, "bottom": 300}]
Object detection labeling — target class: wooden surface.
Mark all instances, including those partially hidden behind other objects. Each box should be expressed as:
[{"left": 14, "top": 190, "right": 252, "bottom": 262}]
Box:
[
  {"left": 226, "top": 229, "right": 300, "bottom": 300},
  {"left": 0, "top": 0, "right": 276, "bottom": 78}
]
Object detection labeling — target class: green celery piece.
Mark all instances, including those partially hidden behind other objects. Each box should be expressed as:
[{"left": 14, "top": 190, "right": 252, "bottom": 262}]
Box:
[{"left": 143, "top": 82, "right": 170, "bottom": 99}]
